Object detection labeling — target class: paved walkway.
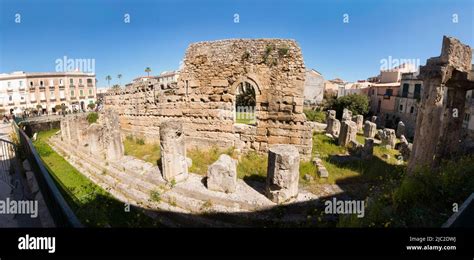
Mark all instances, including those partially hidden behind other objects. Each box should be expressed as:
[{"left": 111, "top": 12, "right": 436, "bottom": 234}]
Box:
[{"left": 0, "top": 122, "right": 41, "bottom": 227}]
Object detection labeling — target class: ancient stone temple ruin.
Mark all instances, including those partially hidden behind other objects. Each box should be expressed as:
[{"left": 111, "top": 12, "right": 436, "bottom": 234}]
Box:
[
  {"left": 104, "top": 39, "right": 312, "bottom": 160},
  {"left": 408, "top": 36, "right": 474, "bottom": 172},
  {"left": 60, "top": 110, "right": 124, "bottom": 161}
]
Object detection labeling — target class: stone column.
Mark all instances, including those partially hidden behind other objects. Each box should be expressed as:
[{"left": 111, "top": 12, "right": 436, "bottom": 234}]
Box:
[
  {"left": 338, "top": 120, "right": 357, "bottom": 147},
  {"left": 408, "top": 36, "right": 474, "bottom": 173},
  {"left": 353, "top": 115, "right": 364, "bottom": 132},
  {"left": 103, "top": 110, "right": 124, "bottom": 161},
  {"left": 326, "top": 110, "right": 340, "bottom": 137},
  {"left": 380, "top": 128, "right": 396, "bottom": 149},
  {"left": 266, "top": 144, "right": 300, "bottom": 204},
  {"left": 160, "top": 121, "right": 188, "bottom": 182},
  {"left": 364, "top": 120, "right": 377, "bottom": 138},
  {"left": 342, "top": 108, "right": 352, "bottom": 122},
  {"left": 361, "top": 138, "right": 374, "bottom": 160},
  {"left": 326, "top": 118, "right": 341, "bottom": 137},
  {"left": 396, "top": 121, "right": 406, "bottom": 138}
]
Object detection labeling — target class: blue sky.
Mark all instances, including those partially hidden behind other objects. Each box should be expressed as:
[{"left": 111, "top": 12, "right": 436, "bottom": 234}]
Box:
[{"left": 0, "top": 0, "right": 472, "bottom": 87}]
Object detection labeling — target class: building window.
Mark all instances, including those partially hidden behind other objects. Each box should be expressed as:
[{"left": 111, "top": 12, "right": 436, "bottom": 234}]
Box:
[
  {"left": 40, "top": 81, "right": 43, "bottom": 86},
  {"left": 80, "top": 90, "right": 84, "bottom": 96},
  {"left": 50, "top": 91, "right": 55, "bottom": 99},
  {"left": 9, "top": 96, "right": 12, "bottom": 101},
  {"left": 19, "top": 81, "right": 23, "bottom": 86},
  {"left": 402, "top": 83, "right": 409, "bottom": 98},
  {"left": 7, "top": 82, "right": 11, "bottom": 87},
  {"left": 49, "top": 79, "right": 54, "bottom": 86},
  {"left": 88, "top": 89, "right": 92, "bottom": 95},
  {"left": 70, "top": 90, "right": 75, "bottom": 96},
  {"left": 79, "top": 79, "right": 83, "bottom": 84},
  {"left": 59, "top": 79, "right": 63, "bottom": 85},
  {"left": 30, "top": 81, "right": 33, "bottom": 86},
  {"left": 410, "top": 106, "right": 414, "bottom": 114},
  {"left": 70, "top": 79, "right": 73, "bottom": 84},
  {"left": 385, "top": 89, "right": 393, "bottom": 96},
  {"left": 399, "top": 105, "right": 403, "bottom": 111},
  {"left": 414, "top": 84, "right": 421, "bottom": 100},
  {"left": 87, "top": 79, "right": 92, "bottom": 84}
]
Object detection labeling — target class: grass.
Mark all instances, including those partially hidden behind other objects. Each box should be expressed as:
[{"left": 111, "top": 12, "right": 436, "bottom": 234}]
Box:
[
  {"left": 237, "top": 151, "right": 268, "bottom": 182},
  {"left": 235, "top": 112, "right": 256, "bottom": 125},
  {"left": 188, "top": 146, "right": 236, "bottom": 175},
  {"left": 33, "top": 129, "right": 162, "bottom": 227},
  {"left": 123, "top": 135, "right": 160, "bottom": 165},
  {"left": 312, "top": 133, "right": 403, "bottom": 185}
]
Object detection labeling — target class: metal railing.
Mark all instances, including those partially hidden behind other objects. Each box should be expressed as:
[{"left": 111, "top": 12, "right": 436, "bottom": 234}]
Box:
[
  {"left": 0, "top": 138, "right": 16, "bottom": 189},
  {"left": 13, "top": 122, "right": 83, "bottom": 227}
]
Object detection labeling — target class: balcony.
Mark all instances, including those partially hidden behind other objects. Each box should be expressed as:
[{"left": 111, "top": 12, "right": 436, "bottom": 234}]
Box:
[
  {"left": 19, "top": 86, "right": 26, "bottom": 91},
  {"left": 30, "top": 100, "right": 37, "bottom": 103},
  {"left": 60, "top": 97, "right": 66, "bottom": 101},
  {"left": 20, "top": 101, "right": 26, "bottom": 105},
  {"left": 88, "top": 95, "right": 95, "bottom": 98},
  {"left": 8, "top": 102, "right": 14, "bottom": 106},
  {"left": 78, "top": 84, "right": 85, "bottom": 88},
  {"left": 59, "top": 85, "right": 65, "bottom": 89},
  {"left": 50, "top": 98, "right": 56, "bottom": 101},
  {"left": 7, "top": 88, "right": 13, "bottom": 92},
  {"left": 79, "top": 96, "right": 86, "bottom": 99},
  {"left": 70, "top": 96, "right": 77, "bottom": 100},
  {"left": 49, "top": 86, "right": 56, "bottom": 90}
]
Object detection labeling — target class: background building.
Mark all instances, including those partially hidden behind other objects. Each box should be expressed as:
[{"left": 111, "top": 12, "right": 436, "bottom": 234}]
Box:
[
  {"left": 303, "top": 69, "right": 325, "bottom": 106},
  {"left": 0, "top": 71, "right": 96, "bottom": 115},
  {"left": 367, "top": 63, "right": 418, "bottom": 130}
]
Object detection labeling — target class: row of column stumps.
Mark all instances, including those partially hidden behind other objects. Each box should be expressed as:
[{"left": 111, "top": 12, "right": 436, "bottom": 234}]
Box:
[
  {"left": 324, "top": 108, "right": 412, "bottom": 162},
  {"left": 160, "top": 121, "right": 300, "bottom": 204}
]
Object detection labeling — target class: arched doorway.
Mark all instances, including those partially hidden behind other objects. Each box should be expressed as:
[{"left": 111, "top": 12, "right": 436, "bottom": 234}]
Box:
[{"left": 235, "top": 81, "right": 257, "bottom": 125}]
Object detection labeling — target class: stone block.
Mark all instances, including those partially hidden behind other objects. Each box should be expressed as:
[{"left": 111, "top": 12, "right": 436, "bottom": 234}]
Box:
[
  {"left": 266, "top": 144, "right": 300, "bottom": 203},
  {"left": 207, "top": 154, "right": 237, "bottom": 193}
]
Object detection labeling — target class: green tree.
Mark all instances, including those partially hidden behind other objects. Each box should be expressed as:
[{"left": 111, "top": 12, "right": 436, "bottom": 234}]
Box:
[
  {"left": 117, "top": 74, "right": 122, "bottom": 86},
  {"left": 235, "top": 82, "right": 256, "bottom": 107},
  {"left": 105, "top": 75, "right": 112, "bottom": 87},
  {"left": 329, "top": 94, "right": 369, "bottom": 119},
  {"left": 145, "top": 67, "right": 151, "bottom": 77}
]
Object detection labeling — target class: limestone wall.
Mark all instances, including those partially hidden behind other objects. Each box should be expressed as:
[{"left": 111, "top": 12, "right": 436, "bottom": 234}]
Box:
[{"left": 104, "top": 39, "right": 313, "bottom": 159}]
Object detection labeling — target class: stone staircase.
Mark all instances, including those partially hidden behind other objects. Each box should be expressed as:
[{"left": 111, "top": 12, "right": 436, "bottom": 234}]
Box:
[{"left": 48, "top": 134, "right": 319, "bottom": 227}]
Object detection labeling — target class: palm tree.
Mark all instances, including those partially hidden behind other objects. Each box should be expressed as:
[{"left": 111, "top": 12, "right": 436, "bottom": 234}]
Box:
[
  {"left": 117, "top": 74, "right": 122, "bottom": 86},
  {"left": 106, "top": 75, "right": 112, "bottom": 87},
  {"left": 145, "top": 67, "right": 151, "bottom": 77}
]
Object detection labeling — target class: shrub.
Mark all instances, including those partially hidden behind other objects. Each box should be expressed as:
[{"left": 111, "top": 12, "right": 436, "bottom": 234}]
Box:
[
  {"left": 86, "top": 112, "right": 99, "bottom": 124},
  {"left": 149, "top": 190, "right": 161, "bottom": 202},
  {"left": 328, "top": 94, "right": 369, "bottom": 119},
  {"left": 277, "top": 46, "right": 289, "bottom": 57},
  {"left": 136, "top": 138, "right": 145, "bottom": 145},
  {"left": 241, "top": 51, "right": 250, "bottom": 61},
  {"left": 304, "top": 109, "right": 326, "bottom": 123},
  {"left": 341, "top": 155, "right": 474, "bottom": 227}
]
